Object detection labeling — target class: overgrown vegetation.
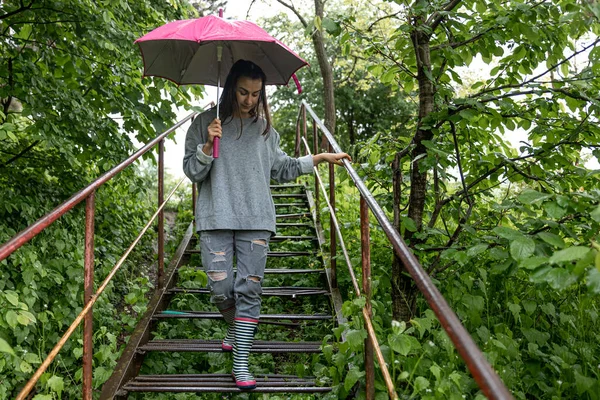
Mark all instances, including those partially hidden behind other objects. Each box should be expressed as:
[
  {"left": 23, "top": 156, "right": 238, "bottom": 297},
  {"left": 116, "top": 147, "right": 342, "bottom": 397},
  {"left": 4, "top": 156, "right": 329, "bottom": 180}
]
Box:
[{"left": 2, "top": 0, "right": 600, "bottom": 399}]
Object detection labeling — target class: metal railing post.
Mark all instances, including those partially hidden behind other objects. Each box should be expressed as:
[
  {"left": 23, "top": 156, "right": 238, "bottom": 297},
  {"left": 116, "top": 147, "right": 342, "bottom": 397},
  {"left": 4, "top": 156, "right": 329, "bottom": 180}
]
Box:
[
  {"left": 158, "top": 139, "right": 165, "bottom": 288},
  {"left": 361, "top": 196, "right": 374, "bottom": 400},
  {"left": 313, "top": 121, "right": 319, "bottom": 219},
  {"left": 83, "top": 192, "right": 95, "bottom": 400},
  {"left": 328, "top": 141, "right": 337, "bottom": 288},
  {"left": 192, "top": 183, "right": 197, "bottom": 226},
  {"left": 302, "top": 105, "right": 307, "bottom": 155},
  {"left": 295, "top": 106, "right": 302, "bottom": 158}
]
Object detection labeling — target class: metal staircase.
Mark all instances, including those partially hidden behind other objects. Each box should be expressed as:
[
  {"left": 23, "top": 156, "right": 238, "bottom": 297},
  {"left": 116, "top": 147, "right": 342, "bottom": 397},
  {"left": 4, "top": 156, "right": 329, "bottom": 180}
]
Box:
[{"left": 101, "top": 183, "right": 340, "bottom": 397}]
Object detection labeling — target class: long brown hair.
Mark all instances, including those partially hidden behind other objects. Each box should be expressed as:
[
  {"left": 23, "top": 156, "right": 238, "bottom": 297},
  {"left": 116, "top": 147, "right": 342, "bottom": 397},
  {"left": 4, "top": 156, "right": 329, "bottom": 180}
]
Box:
[{"left": 218, "top": 59, "right": 271, "bottom": 137}]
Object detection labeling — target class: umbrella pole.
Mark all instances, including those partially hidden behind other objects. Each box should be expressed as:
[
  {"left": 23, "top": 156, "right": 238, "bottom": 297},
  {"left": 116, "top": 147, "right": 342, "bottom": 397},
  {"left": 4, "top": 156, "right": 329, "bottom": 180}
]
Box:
[{"left": 214, "top": 45, "right": 223, "bottom": 158}]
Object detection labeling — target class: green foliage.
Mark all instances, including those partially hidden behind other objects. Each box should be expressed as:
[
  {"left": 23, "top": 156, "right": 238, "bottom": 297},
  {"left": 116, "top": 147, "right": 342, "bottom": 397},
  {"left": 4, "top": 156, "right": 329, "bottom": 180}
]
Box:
[{"left": 0, "top": 0, "right": 209, "bottom": 397}]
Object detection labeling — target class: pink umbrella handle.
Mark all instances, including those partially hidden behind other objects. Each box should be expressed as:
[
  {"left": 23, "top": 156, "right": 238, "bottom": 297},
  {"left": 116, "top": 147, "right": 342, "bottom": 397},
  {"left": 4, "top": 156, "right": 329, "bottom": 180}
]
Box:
[
  {"left": 292, "top": 74, "right": 302, "bottom": 94},
  {"left": 213, "top": 137, "right": 220, "bottom": 158}
]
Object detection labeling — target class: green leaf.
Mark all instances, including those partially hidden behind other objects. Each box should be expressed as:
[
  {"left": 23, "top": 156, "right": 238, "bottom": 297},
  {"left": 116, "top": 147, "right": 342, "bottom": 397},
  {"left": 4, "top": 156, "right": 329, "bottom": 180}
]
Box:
[
  {"left": 388, "top": 333, "right": 412, "bottom": 356},
  {"left": 402, "top": 216, "right": 417, "bottom": 232},
  {"left": 510, "top": 236, "right": 536, "bottom": 261},
  {"left": 586, "top": 268, "right": 600, "bottom": 294},
  {"left": 544, "top": 202, "right": 566, "bottom": 219},
  {"left": 522, "top": 300, "right": 537, "bottom": 315},
  {"left": 344, "top": 367, "right": 365, "bottom": 391},
  {"left": 0, "top": 338, "right": 15, "bottom": 356},
  {"left": 346, "top": 329, "right": 367, "bottom": 350},
  {"left": 537, "top": 232, "right": 565, "bottom": 248},
  {"left": 24, "top": 352, "right": 40, "bottom": 364},
  {"left": 20, "top": 360, "right": 33, "bottom": 373},
  {"left": 517, "top": 189, "right": 552, "bottom": 204},
  {"left": 520, "top": 256, "right": 548, "bottom": 270},
  {"left": 5, "top": 310, "right": 18, "bottom": 328},
  {"left": 4, "top": 290, "right": 19, "bottom": 306},
  {"left": 590, "top": 205, "right": 600, "bottom": 223},
  {"left": 32, "top": 395, "right": 53, "bottom": 400},
  {"left": 575, "top": 370, "right": 596, "bottom": 395},
  {"left": 549, "top": 246, "right": 591, "bottom": 264},
  {"left": 508, "top": 303, "right": 521, "bottom": 321},
  {"left": 467, "top": 244, "right": 488, "bottom": 257},
  {"left": 413, "top": 376, "right": 430, "bottom": 393},
  {"left": 47, "top": 375, "right": 64, "bottom": 398},
  {"left": 544, "top": 268, "right": 577, "bottom": 290},
  {"left": 493, "top": 226, "right": 523, "bottom": 241}
]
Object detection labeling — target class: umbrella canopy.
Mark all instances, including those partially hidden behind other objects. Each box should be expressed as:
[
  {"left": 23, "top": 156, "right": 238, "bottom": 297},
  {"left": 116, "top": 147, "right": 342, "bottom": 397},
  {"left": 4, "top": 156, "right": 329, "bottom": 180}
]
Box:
[{"left": 135, "top": 15, "right": 308, "bottom": 86}]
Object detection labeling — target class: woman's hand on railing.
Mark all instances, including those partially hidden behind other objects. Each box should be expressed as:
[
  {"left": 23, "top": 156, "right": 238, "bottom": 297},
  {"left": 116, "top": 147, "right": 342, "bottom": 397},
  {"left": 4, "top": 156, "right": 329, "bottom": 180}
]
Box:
[{"left": 312, "top": 152, "right": 352, "bottom": 166}]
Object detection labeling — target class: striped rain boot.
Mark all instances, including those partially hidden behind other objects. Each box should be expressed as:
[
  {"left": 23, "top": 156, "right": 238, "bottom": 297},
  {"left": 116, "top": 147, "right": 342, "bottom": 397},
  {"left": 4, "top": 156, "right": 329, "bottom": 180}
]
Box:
[
  {"left": 232, "top": 317, "right": 259, "bottom": 390},
  {"left": 220, "top": 306, "right": 236, "bottom": 352}
]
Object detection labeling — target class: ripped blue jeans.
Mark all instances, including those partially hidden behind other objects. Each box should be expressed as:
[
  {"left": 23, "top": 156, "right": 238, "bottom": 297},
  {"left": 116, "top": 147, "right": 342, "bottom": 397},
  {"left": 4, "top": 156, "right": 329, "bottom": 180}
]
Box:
[{"left": 200, "top": 230, "right": 270, "bottom": 319}]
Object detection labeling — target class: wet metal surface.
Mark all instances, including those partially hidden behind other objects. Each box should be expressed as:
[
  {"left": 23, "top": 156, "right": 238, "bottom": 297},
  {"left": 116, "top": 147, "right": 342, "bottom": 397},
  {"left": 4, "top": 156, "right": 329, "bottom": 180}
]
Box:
[
  {"left": 139, "top": 339, "right": 324, "bottom": 353},
  {"left": 153, "top": 311, "right": 331, "bottom": 320},
  {"left": 123, "top": 374, "right": 330, "bottom": 393},
  {"left": 168, "top": 287, "right": 329, "bottom": 296}
]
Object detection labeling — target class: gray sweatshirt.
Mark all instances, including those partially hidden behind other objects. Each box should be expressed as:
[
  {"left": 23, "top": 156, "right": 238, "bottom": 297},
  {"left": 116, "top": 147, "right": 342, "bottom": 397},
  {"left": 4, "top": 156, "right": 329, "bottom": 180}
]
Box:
[{"left": 183, "top": 108, "right": 313, "bottom": 234}]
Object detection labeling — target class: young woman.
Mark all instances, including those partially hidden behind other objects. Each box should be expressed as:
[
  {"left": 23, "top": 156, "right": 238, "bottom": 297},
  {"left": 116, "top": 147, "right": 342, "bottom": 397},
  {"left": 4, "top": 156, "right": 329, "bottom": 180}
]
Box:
[{"left": 183, "top": 59, "right": 350, "bottom": 390}]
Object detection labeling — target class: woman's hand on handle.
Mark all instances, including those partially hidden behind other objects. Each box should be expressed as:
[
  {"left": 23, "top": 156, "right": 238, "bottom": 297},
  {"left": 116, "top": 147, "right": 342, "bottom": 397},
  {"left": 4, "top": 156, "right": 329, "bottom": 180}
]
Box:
[
  {"left": 313, "top": 152, "right": 352, "bottom": 166},
  {"left": 202, "top": 118, "right": 222, "bottom": 156}
]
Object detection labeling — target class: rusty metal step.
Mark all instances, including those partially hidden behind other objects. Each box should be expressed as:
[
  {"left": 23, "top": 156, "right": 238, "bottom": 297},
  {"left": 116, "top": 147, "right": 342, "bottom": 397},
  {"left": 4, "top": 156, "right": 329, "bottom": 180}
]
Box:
[
  {"left": 274, "top": 203, "right": 307, "bottom": 207},
  {"left": 182, "top": 267, "right": 325, "bottom": 275},
  {"left": 272, "top": 193, "right": 307, "bottom": 198},
  {"left": 184, "top": 249, "right": 315, "bottom": 257},
  {"left": 276, "top": 212, "right": 311, "bottom": 219},
  {"left": 122, "top": 374, "right": 331, "bottom": 393},
  {"left": 263, "top": 268, "right": 324, "bottom": 274},
  {"left": 276, "top": 222, "right": 313, "bottom": 228},
  {"left": 270, "top": 184, "right": 305, "bottom": 189},
  {"left": 168, "top": 287, "right": 330, "bottom": 296},
  {"left": 153, "top": 311, "right": 331, "bottom": 320},
  {"left": 270, "top": 235, "right": 317, "bottom": 242},
  {"left": 139, "top": 339, "right": 323, "bottom": 353},
  {"left": 268, "top": 251, "right": 315, "bottom": 257}
]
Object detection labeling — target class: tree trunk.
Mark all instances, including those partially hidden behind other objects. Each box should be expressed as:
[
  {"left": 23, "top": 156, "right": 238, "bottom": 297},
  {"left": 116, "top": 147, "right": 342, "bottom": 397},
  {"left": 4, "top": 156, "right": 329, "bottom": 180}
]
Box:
[
  {"left": 313, "top": 0, "right": 336, "bottom": 140},
  {"left": 391, "top": 20, "right": 434, "bottom": 321},
  {"left": 406, "top": 25, "right": 434, "bottom": 244},
  {"left": 348, "top": 108, "right": 355, "bottom": 145},
  {"left": 392, "top": 152, "right": 417, "bottom": 321}
]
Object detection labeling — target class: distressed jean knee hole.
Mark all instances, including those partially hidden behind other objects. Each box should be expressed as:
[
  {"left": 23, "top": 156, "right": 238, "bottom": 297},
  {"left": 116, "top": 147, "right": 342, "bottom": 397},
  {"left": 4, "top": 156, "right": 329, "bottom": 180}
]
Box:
[
  {"left": 210, "top": 251, "right": 226, "bottom": 262},
  {"left": 250, "top": 239, "right": 268, "bottom": 252},
  {"left": 207, "top": 270, "right": 227, "bottom": 281},
  {"left": 247, "top": 275, "right": 262, "bottom": 283}
]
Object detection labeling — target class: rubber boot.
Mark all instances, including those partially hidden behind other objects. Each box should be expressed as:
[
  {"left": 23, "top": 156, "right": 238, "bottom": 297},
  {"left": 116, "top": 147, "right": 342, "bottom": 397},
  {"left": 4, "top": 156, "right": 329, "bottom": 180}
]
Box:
[
  {"left": 232, "top": 317, "right": 259, "bottom": 390},
  {"left": 220, "top": 306, "right": 236, "bottom": 351}
]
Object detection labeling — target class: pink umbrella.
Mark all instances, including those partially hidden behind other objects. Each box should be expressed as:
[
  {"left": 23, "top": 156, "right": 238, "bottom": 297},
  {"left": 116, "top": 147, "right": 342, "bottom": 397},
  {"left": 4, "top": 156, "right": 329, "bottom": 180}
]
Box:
[{"left": 135, "top": 14, "right": 308, "bottom": 157}]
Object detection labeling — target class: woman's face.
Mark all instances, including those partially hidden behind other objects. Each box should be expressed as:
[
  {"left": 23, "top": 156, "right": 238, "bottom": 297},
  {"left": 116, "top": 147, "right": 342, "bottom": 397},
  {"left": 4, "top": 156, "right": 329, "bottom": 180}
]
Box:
[{"left": 235, "top": 77, "right": 263, "bottom": 118}]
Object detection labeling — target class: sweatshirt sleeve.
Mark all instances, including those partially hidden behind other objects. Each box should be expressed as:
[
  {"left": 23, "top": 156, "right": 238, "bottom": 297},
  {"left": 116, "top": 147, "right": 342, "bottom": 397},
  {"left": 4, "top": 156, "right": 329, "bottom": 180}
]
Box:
[
  {"left": 270, "top": 129, "right": 313, "bottom": 183},
  {"left": 183, "top": 114, "right": 214, "bottom": 183}
]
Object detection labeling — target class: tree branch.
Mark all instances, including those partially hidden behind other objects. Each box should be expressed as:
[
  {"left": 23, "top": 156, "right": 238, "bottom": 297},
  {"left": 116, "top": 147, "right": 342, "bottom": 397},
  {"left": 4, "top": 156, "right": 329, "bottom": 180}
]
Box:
[
  {"left": 427, "top": 0, "right": 463, "bottom": 32},
  {"left": 275, "top": 0, "right": 308, "bottom": 28},
  {"left": 0, "top": 140, "right": 40, "bottom": 168},
  {"left": 431, "top": 28, "right": 493, "bottom": 51},
  {"left": 0, "top": 0, "right": 35, "bottom": 20},
  {"left": 475, "top": 37, "right": 600, "bottom": 97},
  {"left": 367, "top": 11, "right": 401, "bottom": 31}
]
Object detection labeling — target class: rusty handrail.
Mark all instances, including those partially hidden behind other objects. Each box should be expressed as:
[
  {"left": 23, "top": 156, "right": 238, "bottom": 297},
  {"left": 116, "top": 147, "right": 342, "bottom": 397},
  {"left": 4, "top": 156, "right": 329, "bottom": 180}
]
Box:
[
  {"left": 299, "top": 100, "right": 513, "bottom": 400},
  {"left": 0, "top": 112, "right": 197, "bottom": 262},
  {"left": 301, "top": 137, "right": 398, "bottom": 399},
  {"left": 1, "top": 109, "right": 200, "bottom": 398},
  {"left": 15, "top": 178, "right": 186, "bottom": 400}
]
